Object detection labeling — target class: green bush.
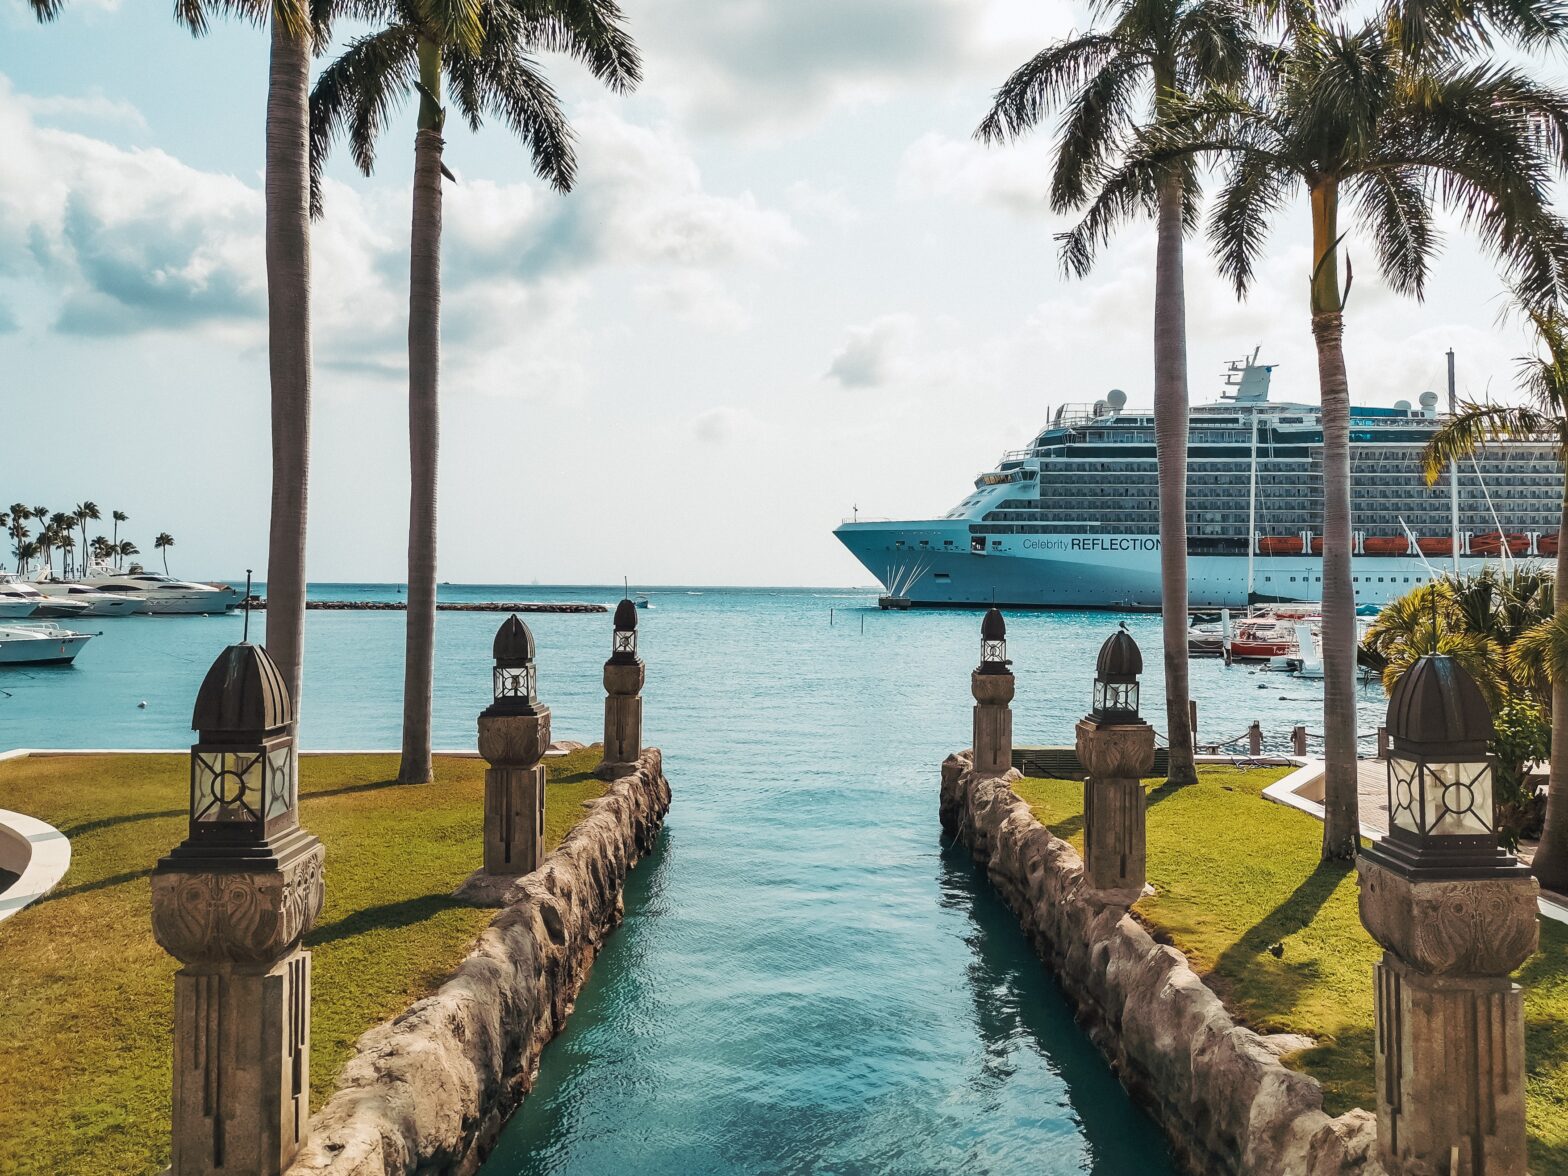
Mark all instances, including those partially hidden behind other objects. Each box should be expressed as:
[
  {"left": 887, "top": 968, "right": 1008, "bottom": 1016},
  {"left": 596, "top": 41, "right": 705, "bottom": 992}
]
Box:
[{"left": 1493, "top": 697, "right": 1550, "bottom": 849}]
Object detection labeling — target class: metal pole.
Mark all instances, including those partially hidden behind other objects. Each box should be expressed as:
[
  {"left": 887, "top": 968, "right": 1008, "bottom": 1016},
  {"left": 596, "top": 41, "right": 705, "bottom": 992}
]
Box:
[
  {"left": 1448, "top": 349, "right": 1460, "bottom": 577},
  {"left": 1246, "top": 408, "right": 1258, "bottom": 601}
]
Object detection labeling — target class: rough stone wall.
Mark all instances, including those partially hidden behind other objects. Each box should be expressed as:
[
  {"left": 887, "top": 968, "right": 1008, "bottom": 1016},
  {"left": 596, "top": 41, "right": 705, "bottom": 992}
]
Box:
[
  {"left": 288, "top": 749, "right": 671, "bottom": 1176},
  {"left": 940, "top": 752, "right": 1384, "bottom": 1176}
]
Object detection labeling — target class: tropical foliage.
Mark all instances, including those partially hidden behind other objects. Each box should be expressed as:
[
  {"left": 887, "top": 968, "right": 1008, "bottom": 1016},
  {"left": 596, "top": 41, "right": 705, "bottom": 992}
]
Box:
[{"left": 4, "top": 502, "right": 159, "bottom": 577}]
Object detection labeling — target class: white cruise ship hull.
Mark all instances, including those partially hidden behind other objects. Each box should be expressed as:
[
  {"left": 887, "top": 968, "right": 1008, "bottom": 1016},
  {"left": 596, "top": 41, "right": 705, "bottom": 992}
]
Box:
[{"left": 835, "top": 521, "right": 1524, "bottom": 610}]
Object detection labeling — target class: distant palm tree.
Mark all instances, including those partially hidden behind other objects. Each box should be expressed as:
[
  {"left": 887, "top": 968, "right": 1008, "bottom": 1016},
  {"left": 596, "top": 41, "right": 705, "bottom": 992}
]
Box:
[
  {"left": 57, "top": 533, "right": 74, "bottom": 578},
  {"left": 111, "top": 510, "right": 127, "bottom": 561},
  {"left": 154, "top": 533, "right": 175, "bottom": 575},
  {"left": 1137, "top": 23, "right": 1568, "bottom": 859},
  {"left": 312, "top": 0, "right": 641, "bottom": 783},
  {"left": 15, "top": 540, "right": 39, "bottom": 573},
  {"left": 49, "top": 513, "right": 73, "bottom": 576},
  {"left": 73, "top": 502, "right": 99, "bottom": 574},
  {"left": 977, "top": 0, "right": 1258, "bottom": 786},
  {"left": 1425, "top": 308, "right": 1568, "bottom": 891},
  {"left": 118, "top": 540, "right": 140, "bottom": 568}
]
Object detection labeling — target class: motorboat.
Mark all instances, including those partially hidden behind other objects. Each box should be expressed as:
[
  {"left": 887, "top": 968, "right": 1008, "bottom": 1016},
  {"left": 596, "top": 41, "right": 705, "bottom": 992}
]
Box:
[
  {"left": 0, "top": 622, "right": 96, "bottom": 666},
  {"left": 29, "top": 575, "right": 148, "bottom": 616},
  {"left": 79, "top": 569, "right": 240, "bottom": 615},
  {"left": 0, "top": 574, "right": 91, "bottom": 619},
  {"left": 0, "top": 581, "right": 38, "bottom": 619}
]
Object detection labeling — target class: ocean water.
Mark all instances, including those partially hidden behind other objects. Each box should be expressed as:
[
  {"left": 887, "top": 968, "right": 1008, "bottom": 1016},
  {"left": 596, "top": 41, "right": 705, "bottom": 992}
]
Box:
[{"left": 0, "top": 585, "right": 1393, "bottom": 1174}]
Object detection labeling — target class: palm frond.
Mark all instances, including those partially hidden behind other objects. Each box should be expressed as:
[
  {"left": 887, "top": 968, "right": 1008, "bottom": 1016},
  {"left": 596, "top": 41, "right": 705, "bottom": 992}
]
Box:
[
  {"left": 466, "top": 45, "right": 576, "bottom": 191},
  {"left": 1055, "top": 155, "right": 1161, "bottom": 277},
  {"left": 309, "top": 23, "right": 419, "bottom": 215},
  {"left": 499, "top": 0, "right": 641, "bottom": 92},
  {"left": 29, "top": 0, "right": 65, "bottom": 20},
  {"left": 1346, "top": 165, "right": 1435, "bottom": 297},
  {"left": 1049, "top": 55, "right": 1147, "bottom": 212},
  {"left": 1509, "top": 611, "right": 1568, "bottom": 689},
  {"left": 1207, "top": 145, "right": 1295, "bottom": 297},
  {"left": 1422, "top": 401, "right": 1550, "bottom": 483},
  {"left": 976, "top": 35, "right": 1124, "bottom": 144}
]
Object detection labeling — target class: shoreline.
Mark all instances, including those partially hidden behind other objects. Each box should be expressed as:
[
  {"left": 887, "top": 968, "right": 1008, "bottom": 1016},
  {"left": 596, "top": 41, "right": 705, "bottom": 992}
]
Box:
[{"left": 248, "top": 599, "right": 607, "bottom": 613}]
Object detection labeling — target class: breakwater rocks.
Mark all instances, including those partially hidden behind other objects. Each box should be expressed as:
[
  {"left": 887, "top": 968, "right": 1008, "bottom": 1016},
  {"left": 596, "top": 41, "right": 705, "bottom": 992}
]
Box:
[
  {"left": 249, "top": 600, "right": 607, "bottom": 613},
  {"left": 288, "top": 748, "right": 671, "bottom": 1176},
  {"left": 939, "top": 753, "right": 1384, "bottom": 1176}
]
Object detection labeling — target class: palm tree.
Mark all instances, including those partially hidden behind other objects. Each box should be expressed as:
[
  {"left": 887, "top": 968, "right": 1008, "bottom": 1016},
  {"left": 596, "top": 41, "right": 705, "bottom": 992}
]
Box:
[
  {"left": 35, "top": 0, "right": 331, "bottom": 710},
  {"left": 57, "top": 533, "right": 75, "bottom": 579},
  {"left": 73, "top": 502, "right": 99, "bottom": 575},
  {"left": 1135, "top": 23, "right": 1568, "bottom": 858},
  {"left": 976, "top": 0, "right": 1259, "bottom": 786},
  {"left": 154, "top": 533, "right": 176, "bottom": 575},
  {"left": 15, "top": 541, "right": 40, "bottom": 573},
  {"left": 312, "top": 0, "right": 640, "bottom": 783},
  {"left": 111, "top": 510, "right": 127, "bottom": 562},
  {"left": 1425, "top": 308, "right": 1568, "bottom": 891},
  {"left": 119, "top": 540, "right": 140, "bottom": 568}
]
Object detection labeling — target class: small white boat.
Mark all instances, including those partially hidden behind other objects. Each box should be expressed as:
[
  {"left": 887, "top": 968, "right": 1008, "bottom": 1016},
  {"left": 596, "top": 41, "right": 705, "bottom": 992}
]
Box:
[
  {"left": 0, "top": 622, "right": 96, "bottom": 666},
  {"left": 0, "top": 574, "right": 91, "bottom": 619},
  {"left": 80, "top": 568, "right": 239, "bottom": 615},
  {"left": 30, "top": 576, "right": 148, "bottom": 616}
]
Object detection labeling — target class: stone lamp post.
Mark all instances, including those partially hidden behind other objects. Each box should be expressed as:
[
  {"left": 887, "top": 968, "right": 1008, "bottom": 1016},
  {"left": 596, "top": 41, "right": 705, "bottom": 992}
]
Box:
[
  {"left": 1075, "top": 623, "right": 1154, "bottom": 905},
  {"left": 971, "top": 607, "right": 1014, "bottom": 778},
  {"left": 1357, "top": 654, "right": 1538, "bottom": 1175},
  {"left": 478, "top": 614, "right": 551, "bottom": 876},
  {"left": 595, "top": 598, "right": 644, "bottom": 780},
  {"left": 150, "top": 641, "right": 325, "bottom": 1176}
]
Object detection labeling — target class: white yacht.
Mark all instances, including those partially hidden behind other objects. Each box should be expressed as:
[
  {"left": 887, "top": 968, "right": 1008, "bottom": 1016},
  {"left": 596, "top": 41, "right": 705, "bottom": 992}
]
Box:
[
  {"left": 0, "top": 622, "right": 95, "bottom": 666},
  {"left": 0, "top": 574, "right": 91, "bottom": 619},
  {"left": 80, "top": 569, "right": 240, "bottom": 615},
  {"left": 30, "top": 578, "right": 148, "bottom": 616}
]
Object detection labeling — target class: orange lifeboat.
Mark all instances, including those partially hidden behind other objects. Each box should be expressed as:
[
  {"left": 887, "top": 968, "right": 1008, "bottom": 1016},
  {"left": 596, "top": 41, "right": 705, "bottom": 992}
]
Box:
[
  {"left": 1310, "top": 536, "right": 1324, "bottom": 554},
  {"left": 1362, "top": 536, "right": 1410, "bottom": 555},
  {"left": 1258, "top": 536, "right": 1304, "bottom": 555},
  {"left": 1471, "top": 532, "right": 1530, "bottom": 556},
  {"left": 1538, "top": 534, "right": 1559, "bottom": 557},
  {"left": 1416, "top": 537, "right": 1453, "bottom": 556}
]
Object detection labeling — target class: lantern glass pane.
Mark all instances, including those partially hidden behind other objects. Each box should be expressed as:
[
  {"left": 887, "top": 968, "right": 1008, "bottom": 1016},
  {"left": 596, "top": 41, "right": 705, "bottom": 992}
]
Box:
[
  {"left": 1389, "top": 756, "right": 1421, "bottom": 835},
  {"left": 265, "top": 744, "right": 295, "bottom": 821},
  {"left": 192, "top": 750, "right": 262, "bottom": 825},
  {"left": 1428, "top": 760, "right": 1494, "bottom": 837},
  {"left": 614, "top": 631, "right": 637, "bottom": 655},
  {"left": 494, "top": 665, "right": 534, "bottom": 701},
  {"left": 1093, "top": 680, "right": 1107, "bottom": 711}
]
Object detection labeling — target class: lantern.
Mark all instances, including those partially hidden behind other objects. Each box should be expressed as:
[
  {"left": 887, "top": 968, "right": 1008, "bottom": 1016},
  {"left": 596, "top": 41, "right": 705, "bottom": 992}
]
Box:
[
  {"left": 187, "top": 642, "right": 297, "bottom": 847},
  {"left": 1091, "top": 623, "right": 1143, "bottom": 723},
  {"left": 610, "top": 598, "right": 639, "bottom": 664},
  {"left": 1365, "top": 654, "right": 1519, "bottom": 879},
  {"left": 978, "top": 607, "right": 1010, "bottom": 674},
  {"left": 488, "top": 614, "right": 540, "bottom": 715}
]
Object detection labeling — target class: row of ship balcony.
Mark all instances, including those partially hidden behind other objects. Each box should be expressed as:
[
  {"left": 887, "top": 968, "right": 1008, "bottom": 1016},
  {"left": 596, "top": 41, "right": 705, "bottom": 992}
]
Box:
[{"left": 1252, "top": 531, "right": 1558, "bottom": 557}]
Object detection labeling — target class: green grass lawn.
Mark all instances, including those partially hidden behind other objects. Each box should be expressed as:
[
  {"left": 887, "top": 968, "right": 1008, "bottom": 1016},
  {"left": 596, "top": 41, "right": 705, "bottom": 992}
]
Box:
[
  {"left": 0, "top": 748, "right": 607, "bottom": 1176},
  {"left": 1013, "top": 767, "right": 1568, "bottom": 1172}
]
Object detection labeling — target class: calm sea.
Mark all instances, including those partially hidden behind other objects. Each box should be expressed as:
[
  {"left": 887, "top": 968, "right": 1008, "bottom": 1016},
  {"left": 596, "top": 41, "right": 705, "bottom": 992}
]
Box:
[{"left": 0, "top": 584, "right": 1392, "bottom": 1175}]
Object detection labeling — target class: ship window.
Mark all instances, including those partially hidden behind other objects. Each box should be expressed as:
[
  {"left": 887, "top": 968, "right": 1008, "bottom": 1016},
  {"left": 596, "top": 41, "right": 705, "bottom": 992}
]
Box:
[
  {"left": 972, "top": 537, "right": 984, "bottom": 552},
  {"left": 991, "top": 541, "right": 1002, "bottom": 548},
  {"left": 943, "top": 540, "right": 954, "bottom": 547},
  {"left": 934, "top": 573, "right": 951, "bottom": 582}
]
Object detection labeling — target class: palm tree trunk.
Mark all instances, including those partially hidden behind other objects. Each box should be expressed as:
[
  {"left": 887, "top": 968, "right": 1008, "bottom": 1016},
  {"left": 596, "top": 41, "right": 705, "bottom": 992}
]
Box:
[
  {"left": 1532, "top": 486, "right": 1568, "bottom": 892},
  {"left": 1154, "top": 169, "right": 1196, "bottom": 784},
  {"left": 398, "top": 40, "right": 444, "bottom": 786},
  {"left": 263, "top": 16, "right": 313, "bottom": 710},
  {"left": 1310, "top": 180, "right": 1359, "bottom": 860}
]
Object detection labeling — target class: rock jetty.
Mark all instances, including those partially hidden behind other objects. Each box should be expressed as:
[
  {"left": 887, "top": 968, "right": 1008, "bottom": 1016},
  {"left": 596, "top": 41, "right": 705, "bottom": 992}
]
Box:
[{"left": 247, "top": 599, "right": 605, "bottom": 613}]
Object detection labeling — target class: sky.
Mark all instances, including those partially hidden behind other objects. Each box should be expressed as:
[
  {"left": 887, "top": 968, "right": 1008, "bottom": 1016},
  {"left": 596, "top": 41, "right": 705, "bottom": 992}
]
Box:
[{"left": 0, "top": 0, "right": 1557, "bottom": 586}]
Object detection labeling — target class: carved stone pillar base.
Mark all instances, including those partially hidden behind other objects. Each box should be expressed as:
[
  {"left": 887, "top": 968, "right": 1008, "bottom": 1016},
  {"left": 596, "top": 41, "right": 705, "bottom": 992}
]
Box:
[
  {"left": 1083, "top": 775, "right": 1146, "bottom": 900},
  {"left": 972, "top": 704, "right": 1013, "bottom": 778},
  {"left": 485, "top": 764, "right": 545, "bottom": 876},
  {"left": 595, "top": 694, "right": 643, "bottom": 780},
  {"left": 170, "top": 951, "right": 311, "bottom": 1176},
  {"left": 1374, "top": 953, "right": 1527, "bottom": 1176}
]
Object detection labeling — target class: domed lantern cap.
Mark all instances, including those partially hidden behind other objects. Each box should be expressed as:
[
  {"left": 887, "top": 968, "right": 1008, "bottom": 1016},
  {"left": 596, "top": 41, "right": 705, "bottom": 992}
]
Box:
[
  {"left": 493, "top": 614, "right": 536, "bottom": 665},
  {"left": 192, "top": 643, "right": 293, "bottom": 737},
  {"left": 614, "top": 598, "right": 638, "bottom": 631},
  {"left": 1096, "top": 625, "right": 1143, "bottom": 681},
  {"left": 981, "top": 608, "right": 1006, "bottom": 642},
  {"left": 1387, "top": 654, "right": 1492, "bottom": 757}
]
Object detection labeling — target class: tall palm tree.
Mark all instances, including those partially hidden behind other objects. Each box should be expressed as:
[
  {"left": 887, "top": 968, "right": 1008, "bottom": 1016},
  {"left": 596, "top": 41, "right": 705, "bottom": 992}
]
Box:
[
  {"left": 1424, "top": 308, "right": 1568, "bottom": 891},
  {"left": 119, "top": 540, "right": 140, "bottom": 568},
  {"left": 154, "top": 533, "right": 176, "bottom": 575},
  {"left": 976, "top": 0, "right": 1259, "bottom": 786},
  {"left": 1133, "top": 23, "right": 1568, "bottom": 858},
  {"left": 49, "top": 513, "right": 73, "bottom": 576},
  {"left": 35, "top": 0, "right": 333, "bottom": 709},
  {"left": 312, "top": 0, "right": 640, "bottom": 783}
]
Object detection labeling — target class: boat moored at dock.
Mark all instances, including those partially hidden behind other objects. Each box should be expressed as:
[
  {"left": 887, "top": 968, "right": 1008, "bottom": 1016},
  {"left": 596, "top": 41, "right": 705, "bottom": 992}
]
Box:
[{"left": 0, "top": 623, "right": 96, "bottom": 666}]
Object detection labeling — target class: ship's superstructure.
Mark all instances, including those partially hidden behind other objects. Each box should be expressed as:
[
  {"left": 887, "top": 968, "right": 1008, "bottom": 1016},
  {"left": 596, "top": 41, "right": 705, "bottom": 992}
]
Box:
[{"left": 834, "top": 352, "right": 1564, "bottom": 609}]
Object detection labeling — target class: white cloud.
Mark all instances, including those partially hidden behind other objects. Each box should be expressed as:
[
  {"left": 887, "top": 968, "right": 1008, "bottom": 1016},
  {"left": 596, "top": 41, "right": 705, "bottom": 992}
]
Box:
[
  {"left": 18, "top": 89, "right": 146, "bottom": 130},
  {"left": 637, "top": 271, "right": 751, "bottom": 332},
  {"left": 897, "top": 131, "right": 1062, "bottom": 217},
  {"left": 826, "top": 314, "right": 919, "bottom": 388},
  {"left": 690, "top": 405, "right": 760, "bottom": 444},
  {"left": 785, "top": 181, "right": 860, "bottom": 227}
]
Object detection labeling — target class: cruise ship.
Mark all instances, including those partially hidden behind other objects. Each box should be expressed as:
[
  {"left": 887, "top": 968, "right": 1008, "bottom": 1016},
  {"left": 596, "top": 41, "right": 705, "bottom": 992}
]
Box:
[{"left": 834, "top": 351, "right": 1565, "bottom": 609}]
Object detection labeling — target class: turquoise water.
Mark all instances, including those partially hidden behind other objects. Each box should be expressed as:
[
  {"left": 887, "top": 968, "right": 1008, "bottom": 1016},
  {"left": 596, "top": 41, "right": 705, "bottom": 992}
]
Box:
[{"left": 0, "top": 585, "right": 1391, "bottom": 1174}]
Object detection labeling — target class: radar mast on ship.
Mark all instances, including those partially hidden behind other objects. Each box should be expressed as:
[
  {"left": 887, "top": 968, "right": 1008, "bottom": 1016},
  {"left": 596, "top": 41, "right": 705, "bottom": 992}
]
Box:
[{"left": 1221, "top": 347, "right": 1276, "bottom": 403}]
